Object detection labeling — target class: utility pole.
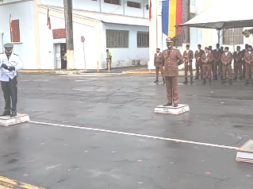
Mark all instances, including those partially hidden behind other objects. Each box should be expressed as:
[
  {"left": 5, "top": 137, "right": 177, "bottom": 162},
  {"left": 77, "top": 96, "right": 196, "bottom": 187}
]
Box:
[
  {"left": 64, "top": 0, "right": 75, "bottom": 69},
  {"left": 182, "top": 0, "right": 190, "bottom": 43}
]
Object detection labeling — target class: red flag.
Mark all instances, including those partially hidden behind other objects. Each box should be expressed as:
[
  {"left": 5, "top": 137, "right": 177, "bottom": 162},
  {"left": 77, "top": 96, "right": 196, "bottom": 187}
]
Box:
[
  {"left": 149, "top": 0, "right": 152, "bottom": 20},
  {"left": 176, "top": 0, "right": 183, "bottom": 35},
  {"left": 9, "top": 14, "right": 13, "bottom": 42},
  {"left": 47, "top": 8, "right": 51, "bottom": 30}
]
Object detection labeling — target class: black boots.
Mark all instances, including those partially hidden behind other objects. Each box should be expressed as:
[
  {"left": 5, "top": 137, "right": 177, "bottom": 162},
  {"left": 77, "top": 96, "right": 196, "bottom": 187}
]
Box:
[
  {"left": 10, "top": 110, "right": 17, "bottom": 117},
  {"left": 1, "top": 111, "right": 10, "bottom": 116},
  {"left": 1, "top": 110, "right": 16, "bottom": 117},
  {"left": 163, "top": 103, "right": 172, "bottom": 106}
]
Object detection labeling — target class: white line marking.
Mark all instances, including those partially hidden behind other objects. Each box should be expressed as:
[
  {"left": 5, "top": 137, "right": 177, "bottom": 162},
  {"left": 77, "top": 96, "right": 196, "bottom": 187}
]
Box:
[{"left": 30, "top": 120, "right": 238, "bottom": 151}]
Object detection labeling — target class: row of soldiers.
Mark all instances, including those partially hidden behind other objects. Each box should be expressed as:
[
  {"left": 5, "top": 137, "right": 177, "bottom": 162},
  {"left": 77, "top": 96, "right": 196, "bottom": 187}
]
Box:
[{"left": 154, "top": 43, "right": 253, "bottom": 85}]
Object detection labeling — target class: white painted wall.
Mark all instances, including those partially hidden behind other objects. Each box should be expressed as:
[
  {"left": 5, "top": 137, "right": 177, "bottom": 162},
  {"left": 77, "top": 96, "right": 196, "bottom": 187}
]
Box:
[
  {"left": 102, "top": 23, "right": 149, "bottom": 68},
  {"left": 40, "top": 0, "right": 148, "bottom": 18},
  {"left": 39, "top": 11, "right": 102, "bottom": 69},
  {"left": 0, "top": 1, "right": 37, "bottom": 69}
]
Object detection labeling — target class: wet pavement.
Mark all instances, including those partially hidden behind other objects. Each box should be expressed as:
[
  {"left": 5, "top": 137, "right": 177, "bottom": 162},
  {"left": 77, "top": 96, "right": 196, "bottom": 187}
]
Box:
[{"left": 0, "top": 73, "right": 253, "bottom": 189}]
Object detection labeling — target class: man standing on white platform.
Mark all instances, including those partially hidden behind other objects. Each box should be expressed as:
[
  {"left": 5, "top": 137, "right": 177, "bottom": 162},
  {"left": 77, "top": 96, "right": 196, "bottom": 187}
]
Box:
[
  {"left": 0, "top": 43, "right": 23, "bottom": 117},
  {"left": 161, "top": 37, "right": 183, "bottom": 107}
]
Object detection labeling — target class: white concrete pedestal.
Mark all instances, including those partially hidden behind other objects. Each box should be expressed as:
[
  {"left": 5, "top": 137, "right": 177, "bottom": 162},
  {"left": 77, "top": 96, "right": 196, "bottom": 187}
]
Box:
[
  {"left": 154, "top": 104, "right": 190, "bottom": 115},
  {"left": 0, "top": 114, "right": 30, "bottom": 127},
  {"left": 236, "top": 140, "right": 253, "bottom": 163}
]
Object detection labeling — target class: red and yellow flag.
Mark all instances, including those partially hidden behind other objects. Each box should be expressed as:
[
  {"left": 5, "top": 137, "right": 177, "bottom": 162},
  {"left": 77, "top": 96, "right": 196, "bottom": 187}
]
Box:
[
  {"left": 9, "top": 14, "right": 13, "bottom": 42},
  {"left": 149, "top": 0, "right": 152, "bottom": 20}
]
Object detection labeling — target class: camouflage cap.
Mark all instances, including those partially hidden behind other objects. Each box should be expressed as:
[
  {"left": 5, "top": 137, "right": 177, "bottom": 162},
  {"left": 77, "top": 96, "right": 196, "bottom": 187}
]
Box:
[{"left": 166, "top": 37, "right": 174, "bottom": 43}]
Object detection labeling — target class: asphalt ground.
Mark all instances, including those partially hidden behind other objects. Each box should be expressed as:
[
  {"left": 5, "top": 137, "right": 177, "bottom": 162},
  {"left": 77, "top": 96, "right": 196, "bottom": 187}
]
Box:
[{"left": 0, "top": 73, "right": 253, "bottom": 189}]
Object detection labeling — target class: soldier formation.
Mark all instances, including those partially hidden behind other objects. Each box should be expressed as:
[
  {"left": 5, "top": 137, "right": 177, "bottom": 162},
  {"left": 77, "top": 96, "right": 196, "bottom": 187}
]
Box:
[{"left": 154, "top": 43, "right": 253, "bottom": 86}]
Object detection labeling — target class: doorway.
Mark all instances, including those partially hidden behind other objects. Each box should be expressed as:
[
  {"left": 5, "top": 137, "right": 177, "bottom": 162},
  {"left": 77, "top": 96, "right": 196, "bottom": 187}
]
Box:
[{"left": 54, "top": 43, "right": 67, "bottom": 69}]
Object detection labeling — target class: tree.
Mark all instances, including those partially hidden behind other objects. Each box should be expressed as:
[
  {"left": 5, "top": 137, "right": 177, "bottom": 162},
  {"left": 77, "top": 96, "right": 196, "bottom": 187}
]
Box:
[{"left": 63, "top": 0, "right": 75, "bottom": 69}]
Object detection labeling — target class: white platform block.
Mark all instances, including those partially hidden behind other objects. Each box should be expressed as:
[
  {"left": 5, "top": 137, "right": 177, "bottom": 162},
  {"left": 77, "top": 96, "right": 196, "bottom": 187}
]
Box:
[
  {"left": 0, "top": 114, "right": 30, "bottom": 127},
  {"left": 236, "top": 140, "right": 253, "bottom": 163},
  {"left": 154, "top": 104, "right": 190, "bottom": 115}
]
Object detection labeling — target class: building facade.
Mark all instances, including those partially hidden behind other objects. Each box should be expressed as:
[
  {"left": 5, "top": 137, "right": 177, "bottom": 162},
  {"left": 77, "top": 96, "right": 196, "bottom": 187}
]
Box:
[
  {"left": 0, "top": 0, "right": 149, "bottom": 70},
  {"left": 0, "top": 0, "right": 250, "bottom": 70}
]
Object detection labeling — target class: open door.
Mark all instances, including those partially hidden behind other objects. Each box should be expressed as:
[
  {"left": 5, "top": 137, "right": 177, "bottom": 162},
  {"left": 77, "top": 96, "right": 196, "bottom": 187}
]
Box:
[{"left": 54, "top": 43, "right": 67, "bottom": 69}]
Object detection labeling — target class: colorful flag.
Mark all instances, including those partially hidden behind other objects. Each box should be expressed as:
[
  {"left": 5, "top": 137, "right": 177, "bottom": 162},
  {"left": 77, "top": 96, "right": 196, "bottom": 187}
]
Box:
[
  {"left": 162, "top": 0, "right": 182, "bottom": 37},
  {"left": 176, "top": 0, "right": 183, "bottom": 35},
  {"left": 149, "top": 0, "right": 152, "bottom": 20},
  {"left": 162, "top": 0, "right": 169, "bottom": 35},
  {"left": 9, "top": 14, "right": 13, "bottom": 42},
  {"left": 47, "top": 8, "right": 51, "bottom": 30}
]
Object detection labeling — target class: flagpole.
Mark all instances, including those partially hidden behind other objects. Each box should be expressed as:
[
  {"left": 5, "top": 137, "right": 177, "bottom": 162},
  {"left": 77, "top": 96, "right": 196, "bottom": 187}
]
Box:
[{"left": 148, "top": 0, "right": 158, "bottom": 70}]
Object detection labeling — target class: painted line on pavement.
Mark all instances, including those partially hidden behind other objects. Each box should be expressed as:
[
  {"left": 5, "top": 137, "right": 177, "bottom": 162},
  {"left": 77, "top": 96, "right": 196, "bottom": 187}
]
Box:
[
  {"left": 30, "top": 120, "right": 238, "bottom": 151},
  {"left": 0, "top": 176, "right": 45, "bottom": 189}
]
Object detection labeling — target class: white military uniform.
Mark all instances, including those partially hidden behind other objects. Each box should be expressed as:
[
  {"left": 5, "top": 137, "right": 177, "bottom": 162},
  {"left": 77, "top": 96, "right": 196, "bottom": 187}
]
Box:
[
  {"left": 0, "top": 51, "right": 23, "bottom": 116},
  {"left": 0, "top": 53, "right": 23, "bottom": 81}
]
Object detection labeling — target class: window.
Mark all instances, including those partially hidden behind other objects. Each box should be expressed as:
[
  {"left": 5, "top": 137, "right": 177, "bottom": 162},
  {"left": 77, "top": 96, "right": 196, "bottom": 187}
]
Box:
[
  {"left": 10, "top": 19, "right": 20, "bottom": 43},
  {"left": 127, "top": 1, "right": 141, "bottom": 8},
  {"left": 106, "top": 30, "right": 129, "bottom": 48},
  {"left": 104, "top": 0, "right": 120, "bottom": 5},
  {"left": 137, "top": 31, "right": 149, "bottom": 48},
  {"left": 223, "top": 28, "right": 243, "bottom": 45}
]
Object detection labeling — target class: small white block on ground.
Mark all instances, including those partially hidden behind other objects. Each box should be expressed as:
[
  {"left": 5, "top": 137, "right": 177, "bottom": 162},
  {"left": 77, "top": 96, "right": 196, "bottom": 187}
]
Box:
[
  {"left": 236, "top": 140, "right": 253, "bottom": 164},
  {"left": 154, "top": 104, "right": 190, "bottom": 115},
  {"left": 0, "top": 114, "right": 30, "bottom": 127}
]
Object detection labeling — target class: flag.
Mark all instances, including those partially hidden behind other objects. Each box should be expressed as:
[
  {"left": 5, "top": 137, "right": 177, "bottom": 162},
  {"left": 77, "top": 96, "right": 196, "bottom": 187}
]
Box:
[
  {"left": 162, "top": 0, "right": 169, "bottom": 35},
  {"left": 162, "top": 0, "right": 183, "bottom": 37},
  {"left": 47, "top": 8, "right": 51, "bottom": 30},
  {"left": 169, "top": 0, "right": 177, "bottom": 38},
  {"left": 9, "top": 14, "right": 13, "bottom": 42},
  {"left": 149, "top": 0, "right": 152, "bottom": 20},
  {"left": 176, "top": 0, "right": 183, "bottom": 35}
]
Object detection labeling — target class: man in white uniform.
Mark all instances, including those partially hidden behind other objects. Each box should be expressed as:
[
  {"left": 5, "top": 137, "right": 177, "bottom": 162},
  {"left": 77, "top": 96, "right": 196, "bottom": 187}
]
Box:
[{"left": 0, "top": 43, "right": 23, "bottom": 117}]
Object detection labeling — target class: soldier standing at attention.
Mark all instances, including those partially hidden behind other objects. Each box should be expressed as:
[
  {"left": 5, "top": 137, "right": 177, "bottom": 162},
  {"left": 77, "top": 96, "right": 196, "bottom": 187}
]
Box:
[
  {"left": 221, "top": 47, "right": 233, "bottom": 85},
  {"left": 201, "top": 47, "right": 213, "bottom": 85},
  {"left": 242, "top": 44, "right": 249, "bottom": 79},
  {"left": 244, "top": 45, "right": 253, "bottom": 85},
  {"left": 195, "top": 44, "right": 204, "bottom": 80},
  {"left": 161, "top": 37, "right": 183, "bottom": 107},
  {"left": 219, "top": 46, "right": 224, "bottom": 79},
  {"left": 212, "top": 43, "right": 222, "bottom": 80},
  {"left": 208, "top": 46, "right": 214, "bottom": 80},
  {"left": 0, "top": 43, "right": 23, "bottom": 117},
  {"left": 154, "top": 48, "right": 164, "bottom": 84},
  {"left": 233, "top": 46, "right": 243, "bottom": 80},
  {"left": 183, "top": 44, "right": 194, "bottom": 84},
  {"left": 106, "top": 49, "right": 112, "bottom": 72}
]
